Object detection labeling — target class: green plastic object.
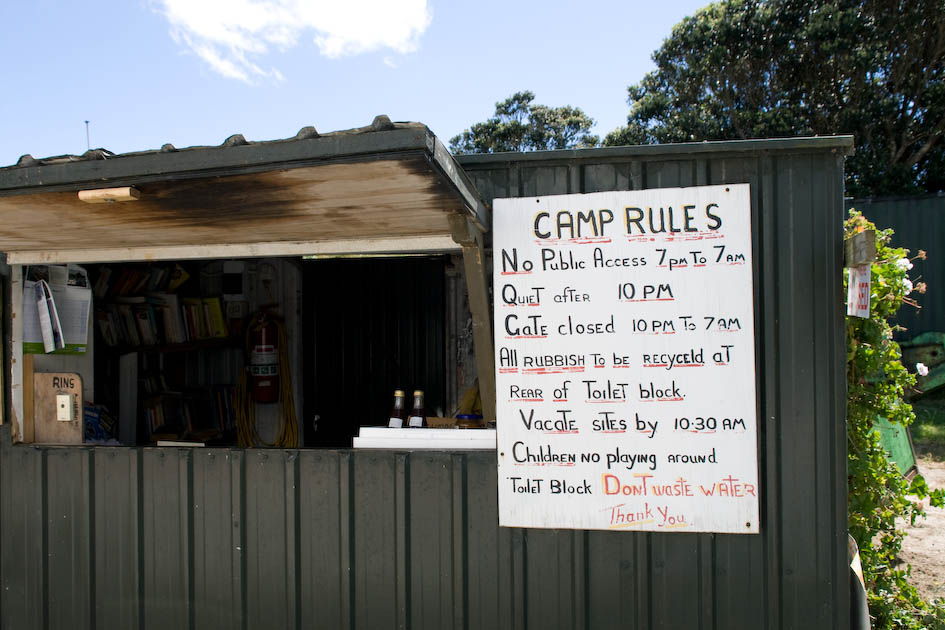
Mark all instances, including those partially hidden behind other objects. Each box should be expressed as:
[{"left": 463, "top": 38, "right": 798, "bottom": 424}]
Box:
[
  {"left": 901, "top": 332, "right": 945, "bottom": 396},
  {"left": 872, "top": 416, "right": 917, "bottom": 479}
]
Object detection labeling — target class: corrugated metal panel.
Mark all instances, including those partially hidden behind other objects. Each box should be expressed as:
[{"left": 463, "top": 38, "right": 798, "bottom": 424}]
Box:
[
  {"left": 0, "top": 139, "right": 849, "bottom": 629},
  {"left": 846, "top": 194, "right": 945, "bottom": 337},
  {"left": 306, "top": 257, "right": 448, "bottom": 447},
  {"left": 141, "top": 449, "right": 191, "bottom": 628},
  {"left": 245, "top": 449, "right": 298, "bottom": 628},
  {"left": 192, "top": 449, "right": 242, "bottom": 630},
  {"left": 299, "top": 450, "right": 352, "bottom": 628},
  {"left": 1, "top": 443, "right": 44, "bottom": 629},
  {"left": 46, "top": 449, "right": 91, "bottom": 630},
  {"left": 352, "top": 451, "right": 402, "bottom": 628},
  {"left": 93, "top": 447, "right": 139, "bottom": 630},
  {"left": 459, "top": 144, "right": 849, "bottom": 630}
]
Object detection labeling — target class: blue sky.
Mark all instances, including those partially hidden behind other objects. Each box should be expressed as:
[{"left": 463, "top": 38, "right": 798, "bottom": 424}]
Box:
[{"left": 0, "top": 0, "right": 709, "bottom": 167}]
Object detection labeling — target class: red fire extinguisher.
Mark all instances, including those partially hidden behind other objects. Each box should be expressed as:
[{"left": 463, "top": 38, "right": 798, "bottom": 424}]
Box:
[{"left": 249, "top": 315, "right": 279, "bottom": 403}]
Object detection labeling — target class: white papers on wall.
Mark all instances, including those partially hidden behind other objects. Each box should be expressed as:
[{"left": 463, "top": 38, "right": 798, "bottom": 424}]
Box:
[
  {"left": 22, "top": 265, "right": 91, "bottom": 354},
  {"left": 34, "top": 280, "right": 65, "bottom": 353}
]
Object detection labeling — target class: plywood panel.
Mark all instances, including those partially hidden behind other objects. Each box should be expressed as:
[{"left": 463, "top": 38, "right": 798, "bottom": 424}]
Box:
[{"left": 32, "top": 372, "right": 83, "bottom": 444}]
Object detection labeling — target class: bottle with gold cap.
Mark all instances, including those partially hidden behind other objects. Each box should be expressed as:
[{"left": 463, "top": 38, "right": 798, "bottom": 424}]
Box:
[
  {"left": 407, "top": 390, "right": 425, "bottom": 428},
  {"left": 388, "top": 390, "right": 406, "bottom": 428}
]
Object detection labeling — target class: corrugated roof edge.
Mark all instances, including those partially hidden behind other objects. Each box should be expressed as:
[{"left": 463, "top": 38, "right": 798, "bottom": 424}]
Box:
[
  {"left": 454, "top": 135, "right": 855, "bottom": 165},
  {"left": 846, "top": 191, "right": 945, "bottom": 205},
  {"left": 2, "top": 116, "right": 426, "bottom": 172},
  {"left": 0, "top": 116, "right": 490, "bottom": 232},
  {"left": 0, "top": 119, "right": 435, "bottom": 194}
]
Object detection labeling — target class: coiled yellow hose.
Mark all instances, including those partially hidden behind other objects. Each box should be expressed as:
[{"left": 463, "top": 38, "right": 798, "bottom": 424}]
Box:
[{"left": 236, "top": 312, "right": 298, "bottom": 448}]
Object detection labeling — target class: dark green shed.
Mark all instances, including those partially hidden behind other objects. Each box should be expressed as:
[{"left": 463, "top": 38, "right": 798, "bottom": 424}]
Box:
[{"left": 0, "top": 130, "right": 852, "bottom": 629}]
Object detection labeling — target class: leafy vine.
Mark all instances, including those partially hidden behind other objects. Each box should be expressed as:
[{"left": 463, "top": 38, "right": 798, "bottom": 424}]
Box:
[{"left": 845, "top": 211, "right": 945, "bottom": 628}]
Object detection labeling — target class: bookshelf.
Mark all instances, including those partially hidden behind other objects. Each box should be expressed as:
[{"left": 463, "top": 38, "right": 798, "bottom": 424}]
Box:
[{"left": 93, "top": 263, "right": 243, "bottom": 445}]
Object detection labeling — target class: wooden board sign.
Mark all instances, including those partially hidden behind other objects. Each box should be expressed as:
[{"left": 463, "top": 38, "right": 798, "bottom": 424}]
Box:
[
  {"left": 33, "top": 372, "right": 84, "bottom": 444},
  {"left": 493, "top": 184, "right": 760, "bottom": 533}
]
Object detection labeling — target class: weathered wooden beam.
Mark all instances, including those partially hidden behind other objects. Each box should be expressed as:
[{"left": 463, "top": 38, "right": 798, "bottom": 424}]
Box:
[
  {"left": 430, "top": 137, "right": 491, "bottom": 232},
  {"left": 5, "top": 235, "right": 461, "bottom": 265},
  {"left": 449, "top": 214, "right": 496, "bottom": 422}
]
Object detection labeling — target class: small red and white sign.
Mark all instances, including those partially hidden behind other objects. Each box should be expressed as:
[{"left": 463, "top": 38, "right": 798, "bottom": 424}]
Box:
[{"left": 847, "top": 265, "right": 870, "bottom": 318}]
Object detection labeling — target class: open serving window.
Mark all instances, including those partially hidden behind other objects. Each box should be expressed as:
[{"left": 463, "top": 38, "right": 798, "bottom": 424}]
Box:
[{"left": 0, "top": 118, "right": 495, "bottom": 448}]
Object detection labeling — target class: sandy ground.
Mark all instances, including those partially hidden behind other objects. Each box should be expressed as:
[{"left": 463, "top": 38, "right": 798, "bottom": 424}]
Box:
[{"left": 900, "top": 449, "right": 945, "bottom": 603}]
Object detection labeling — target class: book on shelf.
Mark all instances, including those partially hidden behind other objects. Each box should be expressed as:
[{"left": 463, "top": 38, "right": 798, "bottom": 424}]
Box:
[
  {"left": 147, "top": 266, "right": 167, "bottom": 293},
  {"left": 94, "top": 310, "right": 118, "bottom": 347},
  {"left": 94, "top": 263, "right": 191, "bottom": 298},
  {"left": 202, "top": 297, "right": 228, "bottom": 338},
  {"left": 109, "top": 268, "right": 151, "bottom": 297},
  {"left": 211, "top": 384, "right": 237, "bottom": 432},
  {"left": 152, "top": 293, "right": 186, "bottom": 343},
  {"left": 134, "top": 306, "right": 158, "bottom": 346},
  {"left": 92, "top": 267, "right": 112, "bottom": 299},
  {"left": 143, "top": 390, "right": 225, "bottom": 442},
  {"left": 84, "top": 404, "right": 119, "bottom": 443},
  {"left": 97, "top": 294, "right": 234, "bottom": 348},
  {"left": 181, "top": 297, "right": 208, "bottom": 340},
  {"left": 166, "top": 264, "right": 190, "bottom": 292},
  {"left": 140, "top": 373, "right": 170, "bottom": 395},
  {"left": 117, "top": 305, "right": 141, "bottom": 346}
]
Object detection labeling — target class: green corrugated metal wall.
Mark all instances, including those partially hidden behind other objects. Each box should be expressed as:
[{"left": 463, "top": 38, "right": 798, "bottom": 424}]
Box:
[
  {"left": 459, "top": 143, "right": 850, "bottom": 630},
  {"left": 847, "top": 194, "right": 945, "bottom": 337},
  {"left": 0, "top": 138, "right": 850, "bottom": 629}
]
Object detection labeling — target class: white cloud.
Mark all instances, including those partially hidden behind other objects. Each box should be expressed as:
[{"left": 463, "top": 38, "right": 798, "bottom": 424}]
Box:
[{"left": 158, "top": 0, "right": 431, "bottom": 82}]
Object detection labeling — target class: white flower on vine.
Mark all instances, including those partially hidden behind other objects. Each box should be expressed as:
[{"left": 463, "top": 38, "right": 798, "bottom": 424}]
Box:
[
  {"left": 904, "top": 278, "right": 914, "bottom": 294},
  {"left": 917, "top": 362, "right": 929, "bottom": 377},
  {"left": 897, "top": 258, "right": 914, "bottom": 271}
]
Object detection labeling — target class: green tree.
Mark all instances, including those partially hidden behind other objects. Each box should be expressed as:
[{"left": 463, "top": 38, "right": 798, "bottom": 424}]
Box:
[
  {"left": 605, "top": 0, "right": 945, "bottom": 197},
  {"left": 450, "top": 91, "right": 599, "bottom": 154}
]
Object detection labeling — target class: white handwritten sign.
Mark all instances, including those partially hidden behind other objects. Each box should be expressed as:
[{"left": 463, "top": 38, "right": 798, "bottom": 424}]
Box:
[{"left": 493, "top": 185, "right": 759, "bottom": 533}]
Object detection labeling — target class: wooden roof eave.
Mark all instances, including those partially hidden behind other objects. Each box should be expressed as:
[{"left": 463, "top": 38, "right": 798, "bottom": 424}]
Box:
[{"left": 0, "top": 125, "right": 489, "bottom": 265}]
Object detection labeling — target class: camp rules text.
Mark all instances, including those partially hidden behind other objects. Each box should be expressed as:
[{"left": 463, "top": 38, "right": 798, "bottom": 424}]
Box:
[
  {"left": 493, "top": 185, "right": 760, "bottom": 534},
  {"left": 532, "top": 204, "right": 723, "bottom": 240}
]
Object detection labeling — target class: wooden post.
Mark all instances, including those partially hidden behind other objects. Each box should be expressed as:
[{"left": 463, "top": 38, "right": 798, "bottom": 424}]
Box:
[
  {"left": 22, "top": 353, "right": 34, "bottom": 443},
  {"left": 844, "top": 229, "right": 877, "bottom": 267},
  {"left": 449, "top": 215, "right": 496, "bottom": 422},
  {"left": 0, "top": 281, "right": 3, "bottom": 428}
]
